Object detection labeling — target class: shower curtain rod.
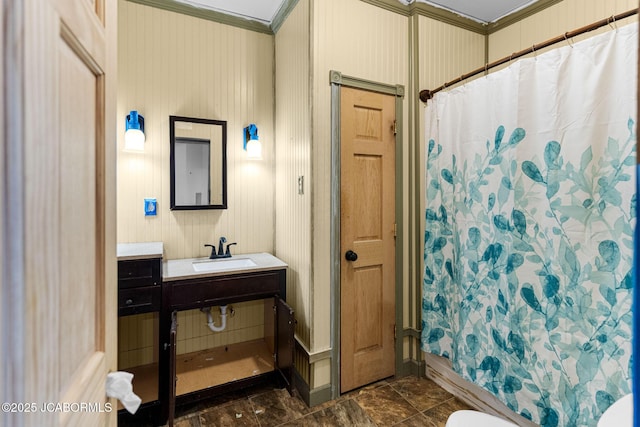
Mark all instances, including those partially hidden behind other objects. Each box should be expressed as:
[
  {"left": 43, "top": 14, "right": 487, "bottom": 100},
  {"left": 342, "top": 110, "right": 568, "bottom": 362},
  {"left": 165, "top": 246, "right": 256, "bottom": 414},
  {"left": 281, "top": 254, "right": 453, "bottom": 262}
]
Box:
[{"left": 419, "top": 8, "right": 639, "bottom": 102}]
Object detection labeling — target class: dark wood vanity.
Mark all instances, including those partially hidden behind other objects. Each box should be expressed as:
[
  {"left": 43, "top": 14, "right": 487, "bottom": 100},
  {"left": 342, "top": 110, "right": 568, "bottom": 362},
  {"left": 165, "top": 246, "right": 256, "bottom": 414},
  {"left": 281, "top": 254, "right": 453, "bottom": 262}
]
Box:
[
  {"left": 117, "top": 244, "right": 293, "bottom": 426},
  {"left": 116, "top": 243, "right": 163, "bottom": 425},
  {"left": 117, "top": 258, "right": 162, "bottom": 316}
]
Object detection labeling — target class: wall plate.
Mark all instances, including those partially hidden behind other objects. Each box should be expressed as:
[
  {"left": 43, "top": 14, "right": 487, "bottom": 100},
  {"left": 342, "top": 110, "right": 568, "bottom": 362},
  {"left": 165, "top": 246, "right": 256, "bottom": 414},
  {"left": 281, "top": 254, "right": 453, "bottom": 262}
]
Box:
[{"left": 144, "top": 198, "right": 157, "bottom": 216}]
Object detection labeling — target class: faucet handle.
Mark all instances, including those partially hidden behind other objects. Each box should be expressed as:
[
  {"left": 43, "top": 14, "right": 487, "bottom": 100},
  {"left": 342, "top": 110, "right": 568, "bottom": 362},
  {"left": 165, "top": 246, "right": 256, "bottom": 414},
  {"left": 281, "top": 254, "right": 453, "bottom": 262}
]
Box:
[
  {"left": 204, "top": 244, "right": 217, "bottom": 258},
  {"left": 225, "top": 242, "right": 237, "bottom": 256},
  {"left": 217, "top": 237, "right": 227, "bottom": 256}
]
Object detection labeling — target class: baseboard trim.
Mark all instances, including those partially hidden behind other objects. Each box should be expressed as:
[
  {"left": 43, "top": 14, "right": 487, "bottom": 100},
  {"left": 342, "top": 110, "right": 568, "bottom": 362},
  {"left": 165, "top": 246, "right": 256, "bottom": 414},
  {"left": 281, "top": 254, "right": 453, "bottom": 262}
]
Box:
[
  {"left": 308, "top": 384, "right": 332, "bottom": 407},
  {"left": 400, "top": 358, "right": 424, "bottom": 378},
  {"left": 292, "top": 338, "right": 334, "bottom": 407},
  {"left": 423, "top": 353, "right": 537, "bottom": 427},
  {"left": 293, "top": 370, "right": 333, "bottom": 408},
  {"left": 293, "top": 370, "right": 310, "bottom": 405}
]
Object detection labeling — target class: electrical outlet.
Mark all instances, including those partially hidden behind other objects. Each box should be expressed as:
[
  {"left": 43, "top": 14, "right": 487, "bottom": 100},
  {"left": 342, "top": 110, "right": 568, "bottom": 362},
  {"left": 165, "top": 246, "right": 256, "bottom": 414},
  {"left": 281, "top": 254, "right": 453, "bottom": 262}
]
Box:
[{"left": 297, "top": 176, "right": 304, "bottom": 195}]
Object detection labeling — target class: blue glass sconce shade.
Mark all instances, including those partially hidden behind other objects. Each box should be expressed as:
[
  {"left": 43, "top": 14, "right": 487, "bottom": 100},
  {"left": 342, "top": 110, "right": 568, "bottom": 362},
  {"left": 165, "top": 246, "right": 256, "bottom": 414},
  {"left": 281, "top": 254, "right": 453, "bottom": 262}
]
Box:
[
  {"left": 243, "top": 124, "right": 258, "bottom": 149},
  {"left": 243, "top": 124, "right": 262, "bottom": 160},
  {"left": 126, "top": 110, "right": 144, "bottom": 133},
  {"left": 125, "top": 110, "right": 145, "bottom": 151}
]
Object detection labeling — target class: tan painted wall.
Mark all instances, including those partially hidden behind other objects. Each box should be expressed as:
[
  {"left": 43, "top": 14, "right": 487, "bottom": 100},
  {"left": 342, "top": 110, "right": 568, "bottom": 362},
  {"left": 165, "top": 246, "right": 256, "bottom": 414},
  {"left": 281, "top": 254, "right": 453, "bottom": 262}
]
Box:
[
  {"left": 117, "top": 0, "right": 274, "bottom": 258},
  {"left": 311, "top": 0, "right": 410, "bottom": 387},
  {"left": 275, "top": 0, "right": 312, "bottom": 351},
  {"left": 419, "top": 17, "right": 486, "bottom": 91},
  {"left": 274, "top": 0, "right": 313, "bottom": 386},
  {"left": 117, "top": 0, "right": 274, "bottom": 366},
  {"left": 118, "top": 300, "right": 265, "bottom": 369},
  {"left": 288, "top": 0, "right": 488, "bottom": 390},
  {"left": 489, "top": 0, "right": 638, "bottom": 62}
]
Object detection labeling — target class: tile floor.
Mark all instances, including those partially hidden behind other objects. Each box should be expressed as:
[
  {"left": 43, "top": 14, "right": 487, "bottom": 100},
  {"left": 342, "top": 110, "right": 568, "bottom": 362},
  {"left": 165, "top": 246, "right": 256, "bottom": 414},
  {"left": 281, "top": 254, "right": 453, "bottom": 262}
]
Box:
[{"left": 170, "top": 376, "right": 474, "bottom": 427}]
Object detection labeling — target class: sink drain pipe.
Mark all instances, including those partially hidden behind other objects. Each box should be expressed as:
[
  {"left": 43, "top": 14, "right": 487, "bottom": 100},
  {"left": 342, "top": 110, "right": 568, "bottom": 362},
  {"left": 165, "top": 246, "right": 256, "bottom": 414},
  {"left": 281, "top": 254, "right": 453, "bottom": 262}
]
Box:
[{"left": 200, "top": 306, "right": 227, "bottom": 332}]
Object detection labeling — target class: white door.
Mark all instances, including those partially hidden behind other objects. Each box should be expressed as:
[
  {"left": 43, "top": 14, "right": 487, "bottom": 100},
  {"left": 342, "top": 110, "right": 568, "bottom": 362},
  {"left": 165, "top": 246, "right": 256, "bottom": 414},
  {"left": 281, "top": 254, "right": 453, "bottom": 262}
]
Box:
[{"left": 1, "top": 0, "right": 118, "bottom": 425}]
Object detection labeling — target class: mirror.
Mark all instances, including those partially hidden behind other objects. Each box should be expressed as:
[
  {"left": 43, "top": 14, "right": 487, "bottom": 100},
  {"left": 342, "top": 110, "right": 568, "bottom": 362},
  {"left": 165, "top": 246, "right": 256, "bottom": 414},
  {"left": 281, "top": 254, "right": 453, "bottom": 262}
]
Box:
[{"left": 170, "top": 115, "right": 227, "bottom": 210}]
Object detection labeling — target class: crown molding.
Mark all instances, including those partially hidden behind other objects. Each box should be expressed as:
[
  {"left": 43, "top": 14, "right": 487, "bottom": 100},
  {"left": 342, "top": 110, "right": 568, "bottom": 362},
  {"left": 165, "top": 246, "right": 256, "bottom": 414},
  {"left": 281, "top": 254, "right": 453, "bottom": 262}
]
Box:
[
  {"left": 271, "top": 0, "right": 301, "bottom": 34},
  {"left": 359, "top": 0, "right": 411, "bottom": 16},
  {"left": 409, "top": 2, "right": 486, "bottom": 34},
  {"left": 127, "top": 0, "right": 571, "bottom": 40},
  {"left": 361, "top": 0, "right": 487, "bottom": 34},
  {"left": 487, "top": 0, "right": 564, "bottom": 34},
  {"left": 126, "top": 0, "right": 273, "bottom": 34}
]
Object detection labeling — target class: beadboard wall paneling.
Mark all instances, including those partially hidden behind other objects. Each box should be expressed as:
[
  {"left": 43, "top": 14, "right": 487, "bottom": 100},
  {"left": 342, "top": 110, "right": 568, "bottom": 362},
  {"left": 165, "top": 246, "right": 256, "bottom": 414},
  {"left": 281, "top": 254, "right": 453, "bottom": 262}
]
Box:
[
  {"left": 117, "top": 0, "right": 275, "bottom": 367},
  {"left": 489, "top": 0, "right": 638, "bottom": 62},
  {"left": 311, "top": 0, "right": 409, "bottom": 384},
  {"left": 117, "top": 0, "right": 274, "bottom": 259},
  {"left": 295, "top": 346, "right": 311, "bottom": 386},
  {"left": 274, "top": 0, "right": 312, "bottom": 352},
  {"left": 174, "top": 301, "right": 265, "bottom": 357},
  {"left": 418, "top": 16, "right": 486, "bottom": 92},
  {"left": 118, "top": 312, "right": 158, "bottom": 369},
  {"left": 119, "top": 300, "right": 265, "bottom": 369}
]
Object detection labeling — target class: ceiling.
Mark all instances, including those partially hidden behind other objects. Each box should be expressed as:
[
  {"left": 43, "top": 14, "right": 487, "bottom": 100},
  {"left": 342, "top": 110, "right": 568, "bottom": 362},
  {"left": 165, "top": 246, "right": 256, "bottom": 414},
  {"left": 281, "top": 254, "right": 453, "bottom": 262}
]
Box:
[
  {"left": 173, "top": 0, "right": 287, "bottom": 25},
  {"left": 172, "top": 0, "right": 543, "bottom": 25},
  {"left": 415, "top": 0, "right": 541, "bottom": 23}
]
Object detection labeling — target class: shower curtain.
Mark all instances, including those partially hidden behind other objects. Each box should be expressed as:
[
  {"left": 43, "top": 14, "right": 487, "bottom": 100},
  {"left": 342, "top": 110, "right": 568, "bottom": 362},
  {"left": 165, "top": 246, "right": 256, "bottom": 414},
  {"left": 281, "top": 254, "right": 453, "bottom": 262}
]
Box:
[{"left": 422, "top": 23, "right": 637, "bottom": 427}]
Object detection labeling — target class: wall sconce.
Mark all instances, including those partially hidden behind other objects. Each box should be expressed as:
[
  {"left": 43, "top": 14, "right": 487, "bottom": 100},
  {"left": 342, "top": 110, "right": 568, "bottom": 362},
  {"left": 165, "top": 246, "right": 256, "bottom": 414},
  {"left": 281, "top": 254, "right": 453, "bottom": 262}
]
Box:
[
  {"left": 243, "top": 124, "right": 262, "bottom": 160},
  {"left": 124, "top": 110, "right": 145, "bottom": 152}
]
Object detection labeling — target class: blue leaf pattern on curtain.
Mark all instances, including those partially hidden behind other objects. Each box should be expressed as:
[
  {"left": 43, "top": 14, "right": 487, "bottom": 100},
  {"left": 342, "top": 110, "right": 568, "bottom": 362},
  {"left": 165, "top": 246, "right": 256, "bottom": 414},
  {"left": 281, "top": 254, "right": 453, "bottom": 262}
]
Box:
[{"left": 422, "top": 23, "right": 637, "bottom": 427}]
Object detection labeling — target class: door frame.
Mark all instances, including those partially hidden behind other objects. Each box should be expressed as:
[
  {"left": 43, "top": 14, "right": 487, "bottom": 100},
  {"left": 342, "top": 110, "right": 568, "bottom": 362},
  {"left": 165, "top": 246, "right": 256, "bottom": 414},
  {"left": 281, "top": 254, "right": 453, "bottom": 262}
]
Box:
[{"left": 329, "top": 70, "right": 405, "bottom": 399}]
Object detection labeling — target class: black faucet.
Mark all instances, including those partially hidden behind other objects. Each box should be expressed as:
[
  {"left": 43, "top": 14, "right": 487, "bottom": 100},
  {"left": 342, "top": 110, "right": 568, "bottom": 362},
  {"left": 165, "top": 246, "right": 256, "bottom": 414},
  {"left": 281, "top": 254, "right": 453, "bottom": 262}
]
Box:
[
  {"left": 204, "top": 237, "right": 237, "bottom": 259},
  {"left": 217, "top": 237, "right": 227, "bottom": 256},
  {"left": 225, "top": 242, "right": 237, "bottom": 255}
]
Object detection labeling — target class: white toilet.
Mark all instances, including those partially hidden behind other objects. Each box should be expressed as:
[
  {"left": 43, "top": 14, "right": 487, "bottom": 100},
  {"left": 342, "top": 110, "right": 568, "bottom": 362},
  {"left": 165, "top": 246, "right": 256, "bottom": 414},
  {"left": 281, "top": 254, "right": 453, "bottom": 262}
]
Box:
[
  {"left": 596, "top": 394, "right": 632, "bottom": 427},
  {"left": 445, "top": 394, "right": 633, "bottom": 427},
  {"left": 445, "top": 410, "right": 518, "bottom": 427}
]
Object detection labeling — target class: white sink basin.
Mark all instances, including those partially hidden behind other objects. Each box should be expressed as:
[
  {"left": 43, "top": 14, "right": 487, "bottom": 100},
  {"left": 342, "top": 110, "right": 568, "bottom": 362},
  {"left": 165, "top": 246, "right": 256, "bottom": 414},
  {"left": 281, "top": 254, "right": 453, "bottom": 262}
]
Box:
[{"left": 192, "top": 258, "right": 257, "bottom": 272}]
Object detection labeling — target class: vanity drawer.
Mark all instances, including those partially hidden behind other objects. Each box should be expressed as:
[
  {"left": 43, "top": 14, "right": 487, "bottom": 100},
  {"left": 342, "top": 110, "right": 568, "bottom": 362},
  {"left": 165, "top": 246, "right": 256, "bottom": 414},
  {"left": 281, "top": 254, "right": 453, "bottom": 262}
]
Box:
[
  {"left": 118, "top": 258, "right": 161, "bottom": 289},
  {"left": 169, "top": 270, "right": 283, "bottom": 310},
  {"left": 118, "top": 286, "right": 161, "bottom": 316}
]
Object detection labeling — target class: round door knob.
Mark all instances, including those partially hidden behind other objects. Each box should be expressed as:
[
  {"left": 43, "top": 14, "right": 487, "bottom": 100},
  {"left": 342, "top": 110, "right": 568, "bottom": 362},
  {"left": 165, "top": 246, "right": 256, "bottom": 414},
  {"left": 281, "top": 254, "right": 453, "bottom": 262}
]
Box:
[{"left": 345, "top": 250, "right": 358, "bottom": 262}]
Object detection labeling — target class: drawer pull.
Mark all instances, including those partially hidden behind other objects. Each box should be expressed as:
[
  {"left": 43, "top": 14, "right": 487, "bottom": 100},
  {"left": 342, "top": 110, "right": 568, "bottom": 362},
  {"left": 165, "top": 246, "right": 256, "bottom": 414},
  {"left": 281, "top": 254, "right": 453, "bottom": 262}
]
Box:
[{"left": 125, "top": 299, "right": 133, "bottom": 305}]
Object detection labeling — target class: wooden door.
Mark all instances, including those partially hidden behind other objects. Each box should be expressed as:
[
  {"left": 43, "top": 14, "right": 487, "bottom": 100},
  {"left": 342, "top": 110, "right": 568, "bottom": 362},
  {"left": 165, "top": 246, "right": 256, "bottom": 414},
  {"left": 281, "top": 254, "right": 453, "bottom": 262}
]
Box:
[
  {"left": 1, "top": 0, "right": 117, "bottom": 426},
  {"left": 340, "top": 87, "right": 396, "bottom": 393}
]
